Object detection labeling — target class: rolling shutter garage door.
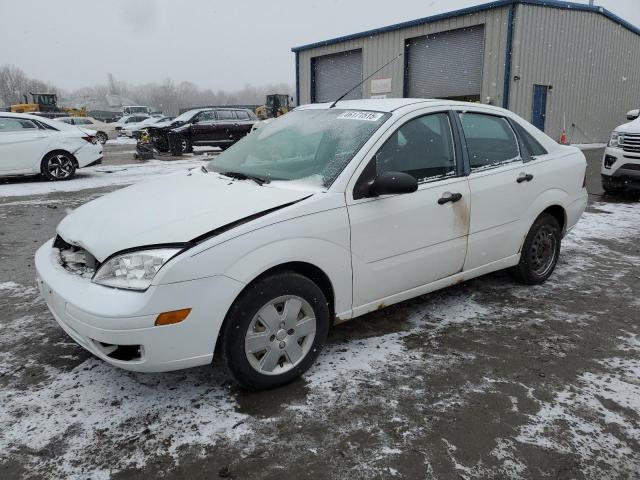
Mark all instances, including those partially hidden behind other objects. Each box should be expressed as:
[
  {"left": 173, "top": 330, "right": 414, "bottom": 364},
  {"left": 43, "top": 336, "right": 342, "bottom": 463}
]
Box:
[
  {"left": 312, "top": 49, "right": 363, "bottom": 103},
  {"left": 407, "top": 26, "right": 485, "bottom": 100}
]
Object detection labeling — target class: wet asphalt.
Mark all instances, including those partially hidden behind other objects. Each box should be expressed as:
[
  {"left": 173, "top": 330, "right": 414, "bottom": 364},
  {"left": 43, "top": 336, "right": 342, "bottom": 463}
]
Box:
[{"left": 0, "top": 146, "right": 639, "bottom": 479}]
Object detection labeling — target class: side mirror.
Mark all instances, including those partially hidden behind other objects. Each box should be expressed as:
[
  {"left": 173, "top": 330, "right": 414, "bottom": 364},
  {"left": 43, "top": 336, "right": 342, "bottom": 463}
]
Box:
[
  {"left": 626, "top": 109, "right": 639, "bottom": 121},
  {"left": 369, "top": 171, "right": 418, "bottom": 197}
]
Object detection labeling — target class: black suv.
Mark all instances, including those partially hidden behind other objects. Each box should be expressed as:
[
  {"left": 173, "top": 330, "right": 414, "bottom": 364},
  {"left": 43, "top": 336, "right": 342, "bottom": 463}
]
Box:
[{"left": 145, "top": 108, "right": 258, "bottom": 155}]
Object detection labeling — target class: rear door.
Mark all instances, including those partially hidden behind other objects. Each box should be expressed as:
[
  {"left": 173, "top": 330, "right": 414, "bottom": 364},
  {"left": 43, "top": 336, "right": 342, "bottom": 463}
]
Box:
[
  {"left": 215, "top": 110, "right": 236, "bottom": 145},
  {"left": 457, "top": 109, "right": 538, "bottom": 270},
  {"left": 0, "top": 117, "right": 52, "bottom": 173},
  {"left": 233, "top": 110, "right": 254, "bottom": 141}
]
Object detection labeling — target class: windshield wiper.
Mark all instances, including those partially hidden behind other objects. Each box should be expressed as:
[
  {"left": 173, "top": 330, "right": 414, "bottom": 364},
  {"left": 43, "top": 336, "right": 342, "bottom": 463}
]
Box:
[{"left": 219, "top": 171, "right": 270, "bottom": 186}]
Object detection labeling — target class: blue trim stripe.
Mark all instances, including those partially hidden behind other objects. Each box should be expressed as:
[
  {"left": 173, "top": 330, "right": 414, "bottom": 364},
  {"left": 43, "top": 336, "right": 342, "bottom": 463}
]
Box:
[
  {"left": 502, "top": 4, "right": 516, "bottom": 109},
  {"left": 291, "top": 0, "right": 640, "bottom": 53},
  {"left": 295, "top": 51, "right": 300, "bottom": 106}
]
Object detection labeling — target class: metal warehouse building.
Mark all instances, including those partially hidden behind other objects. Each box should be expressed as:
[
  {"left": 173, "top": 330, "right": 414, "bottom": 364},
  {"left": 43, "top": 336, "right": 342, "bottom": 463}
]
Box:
[{"left": 292, "top": 0, "right": 640, "bottom": 142}]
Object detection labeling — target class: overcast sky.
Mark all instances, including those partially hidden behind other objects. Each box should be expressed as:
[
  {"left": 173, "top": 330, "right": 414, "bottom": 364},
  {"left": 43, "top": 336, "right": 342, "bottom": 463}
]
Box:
[{"left": 1, "top": 0, "right": 638, "bottom": 91}]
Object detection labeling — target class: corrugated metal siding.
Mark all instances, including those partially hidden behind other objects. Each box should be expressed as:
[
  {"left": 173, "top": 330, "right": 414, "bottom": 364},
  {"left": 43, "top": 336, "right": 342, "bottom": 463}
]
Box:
[
  {"left": 297, "top": 7, "right": 511, "bottom": 106},
  {"left": 510, "top": 4, "right": 640, "bottom": 142}
]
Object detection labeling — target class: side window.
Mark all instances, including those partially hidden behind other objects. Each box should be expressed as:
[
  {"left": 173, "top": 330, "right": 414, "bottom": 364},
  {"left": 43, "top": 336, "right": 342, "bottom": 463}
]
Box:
[
  {"left": 375, "top": 113, "right": 456, "bottom": 182},
  {"left": 459, "top": 113, "right": 521, "bottom": 170},
  {"left": 196, "top": 111, "right": 216, "bottom": 122},
  {"left": 235, "top": 111, "right": 250, "bottom": 120},
  {"left": 0, "top": 118, "right": 38, "bottom": 131},
  {"left": 217, "top": 110, "right": 235, "bottom": 121},
  {"left": 511, "top": 120, "right": 548, "bottom": 157}
]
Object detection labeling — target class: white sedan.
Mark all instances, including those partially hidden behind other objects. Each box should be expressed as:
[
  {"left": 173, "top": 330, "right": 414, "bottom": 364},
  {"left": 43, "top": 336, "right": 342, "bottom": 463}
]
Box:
[
  {"left": 56, "top": 117, "right": 118, "bottom": 144},
  {"left": 35, "top": 99, "right": 587, "bottom": 389},
  {"left": 0, "top": 112, "right": 103, "bottom": 181}
]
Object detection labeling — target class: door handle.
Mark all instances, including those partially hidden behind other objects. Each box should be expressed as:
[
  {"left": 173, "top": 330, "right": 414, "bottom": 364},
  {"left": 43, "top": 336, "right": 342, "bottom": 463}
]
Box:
[
  {"left": 438, "top": 192, "right": 463, "bottom": 205},
  {"left": 517, "top": 173, "right": 534, "bottom": 183}
]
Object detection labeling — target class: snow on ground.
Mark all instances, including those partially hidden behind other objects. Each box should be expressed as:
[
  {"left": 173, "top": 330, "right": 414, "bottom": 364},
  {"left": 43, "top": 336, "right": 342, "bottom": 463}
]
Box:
[
  {"left": 0, "top": 197, "right": 639, "bottom": 478},
  {"left": 572, "top": 143, "right": 607, "bottom": 150},
  {"left": 106, "top": 137, "right": 137, "bottom": 145},
  {"left": 516, "top": 354, "right": 640, "bottom": 477},
  {"left": 0, "top": 159, "right": 207, "bottom": 199}
]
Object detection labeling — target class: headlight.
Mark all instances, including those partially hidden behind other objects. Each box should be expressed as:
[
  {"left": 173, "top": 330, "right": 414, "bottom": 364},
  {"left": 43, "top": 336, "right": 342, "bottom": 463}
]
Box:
[
  {"left": 92, "top": 248, "right": 182, "bottom": 291},
  {"left": 609, "top": 132, "right": 622, "bottom": 147}
]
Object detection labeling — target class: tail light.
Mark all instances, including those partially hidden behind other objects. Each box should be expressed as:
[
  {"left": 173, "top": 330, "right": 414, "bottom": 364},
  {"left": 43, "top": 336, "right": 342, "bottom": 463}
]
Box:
[{"left": 82, "top": 136, "right": 97, "bottom": 144}]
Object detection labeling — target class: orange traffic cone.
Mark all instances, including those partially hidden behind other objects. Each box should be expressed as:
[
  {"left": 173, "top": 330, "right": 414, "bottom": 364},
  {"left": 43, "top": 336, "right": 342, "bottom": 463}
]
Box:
[
  {"left": 559, "top": 128, "right": 568, "bottom": 145},
  {"left": 559, "top": 113, "right": 569, "bottom": 145}
]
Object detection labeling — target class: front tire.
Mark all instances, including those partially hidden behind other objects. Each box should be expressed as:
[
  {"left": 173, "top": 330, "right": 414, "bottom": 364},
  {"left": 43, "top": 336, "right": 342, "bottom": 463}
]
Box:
[
  {"left": 602, "top": 176, "right": 625, "bottom": 195},
  {"left": 511, "top": 213, "right": 561, "bottom": 285},
  {"left": 96, "top": 132, "right": 108, "bottom": 144},
  {"left": 41, "top": 152, "right": 77, "bottom": 181},
  {"left": 220, "top": 272, "right": 330, "bottom": 390}
]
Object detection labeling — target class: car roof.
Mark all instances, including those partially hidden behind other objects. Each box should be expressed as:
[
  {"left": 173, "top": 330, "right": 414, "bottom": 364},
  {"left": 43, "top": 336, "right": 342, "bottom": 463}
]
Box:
[{"left": 296, "top": 98, "right": 507, "bottom": 114}]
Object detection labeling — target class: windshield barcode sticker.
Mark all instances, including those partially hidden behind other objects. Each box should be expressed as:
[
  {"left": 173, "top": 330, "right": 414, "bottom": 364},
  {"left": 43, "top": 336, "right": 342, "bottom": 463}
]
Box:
[{"left": 337, "top": 111, "right": 384, "bottom": 121}]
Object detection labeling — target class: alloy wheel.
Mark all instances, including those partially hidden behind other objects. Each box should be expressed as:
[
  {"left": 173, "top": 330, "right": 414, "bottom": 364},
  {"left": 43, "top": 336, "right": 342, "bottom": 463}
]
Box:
[
  {"left": 244, "top": 295, "right": 317, "bottom": 376},
  {"left": 46, "top": 154, "right": 75, "bottom": 179}
]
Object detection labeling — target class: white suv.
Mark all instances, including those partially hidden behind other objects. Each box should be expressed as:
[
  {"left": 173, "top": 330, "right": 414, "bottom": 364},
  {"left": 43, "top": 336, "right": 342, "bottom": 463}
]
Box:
[
  {"left": 35, "top": 99, "right": 587, "bottom": 390},
  {"left": 602, "top": 109, "right": 640, "bottom": 194}
]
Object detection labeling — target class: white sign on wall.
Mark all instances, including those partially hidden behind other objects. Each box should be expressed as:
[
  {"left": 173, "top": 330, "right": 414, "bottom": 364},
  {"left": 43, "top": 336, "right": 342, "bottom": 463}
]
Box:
[{"left": 371, "top": 78, "right": 392, "bottom": 94}]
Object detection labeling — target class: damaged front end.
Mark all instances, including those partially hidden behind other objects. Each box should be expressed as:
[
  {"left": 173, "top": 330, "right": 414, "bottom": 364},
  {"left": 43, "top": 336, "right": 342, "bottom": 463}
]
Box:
[{"left": 53, "top": 235, "right": 98, "bottom": 279}]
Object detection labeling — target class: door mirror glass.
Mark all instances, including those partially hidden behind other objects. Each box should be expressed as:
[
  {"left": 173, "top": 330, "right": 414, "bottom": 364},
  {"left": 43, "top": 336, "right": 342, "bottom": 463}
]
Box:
[
  {"left": 369, "top": 171, "right": 418, "bottom": 197},
  {"left": 626, "top": 109, "right": 639, "bottom": 121}
]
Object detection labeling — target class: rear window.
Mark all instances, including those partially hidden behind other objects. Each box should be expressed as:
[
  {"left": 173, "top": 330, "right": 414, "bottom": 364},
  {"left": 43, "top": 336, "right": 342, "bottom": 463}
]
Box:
[
  {"left": 511, "top": 121, "right": 548, "bottom": 157},
  {"left": 459, "top": 113, "right": 521, "bottom": 170}
]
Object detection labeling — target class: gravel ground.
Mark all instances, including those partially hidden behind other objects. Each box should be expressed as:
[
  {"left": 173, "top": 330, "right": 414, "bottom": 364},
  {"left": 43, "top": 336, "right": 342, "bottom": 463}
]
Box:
[{"left": 0, "top": 147, "right": 639, "bottom": 479}]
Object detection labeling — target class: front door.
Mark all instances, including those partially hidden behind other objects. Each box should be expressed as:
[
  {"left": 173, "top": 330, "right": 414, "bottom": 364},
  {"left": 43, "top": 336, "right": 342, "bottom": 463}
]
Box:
[
  {"left": 532, "top": 85, "right": 549, "bottom": 132},
  {"left": 190, "top": 110, "right": 217, "bottom": 145},
  {"left": 347, "top": 111, "right": 470, "bottom": 309},
  {"left": 0, "top": 116, "right": 50, "bottom": 173}
]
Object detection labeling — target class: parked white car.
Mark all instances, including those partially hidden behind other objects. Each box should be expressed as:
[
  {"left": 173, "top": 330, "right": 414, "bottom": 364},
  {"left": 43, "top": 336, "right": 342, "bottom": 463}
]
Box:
[
  {"left": 57, "top": 117, "right": 117, "bottom": 144},
  {"left": 35, "top": 99, "right": 587, "bottom": 389},
  {"left": 602, "top": 109, "right": 640, "bottom": 194},
  {"left": 113, "top": 114, "right": 151, "bottom": 135},
  {"left": 0, "top": 112, "right": 103, "bottom": 181},
  {"left": 120, "top": 116, "right": 173, "bottom": 138}
]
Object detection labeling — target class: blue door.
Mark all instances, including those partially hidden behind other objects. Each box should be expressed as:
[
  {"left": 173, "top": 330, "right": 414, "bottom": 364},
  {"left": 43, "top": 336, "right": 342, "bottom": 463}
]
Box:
[{"left": 532, "top": 85, "right": 549, "bottom": 131}]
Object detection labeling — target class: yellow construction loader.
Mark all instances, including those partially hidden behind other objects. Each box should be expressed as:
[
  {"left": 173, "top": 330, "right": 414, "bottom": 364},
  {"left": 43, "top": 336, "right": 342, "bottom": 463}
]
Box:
[
  {"left": 10, "top": 93, "right": 86, "bottom": 118},
  {"left": 255, "top": 94, "right": 293, "bottom": 120}
]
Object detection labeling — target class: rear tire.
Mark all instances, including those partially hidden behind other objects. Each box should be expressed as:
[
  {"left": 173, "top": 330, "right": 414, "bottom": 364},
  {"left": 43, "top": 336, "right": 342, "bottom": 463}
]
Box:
[
  {"left": 511, "top": 213, "right": 561, "bottom": 285},
  {"left": 220, "top": 272, "right": 330, "bottom": 390},
  {"left": 41, "top": 152, "right": 77, "bottom": 181}
]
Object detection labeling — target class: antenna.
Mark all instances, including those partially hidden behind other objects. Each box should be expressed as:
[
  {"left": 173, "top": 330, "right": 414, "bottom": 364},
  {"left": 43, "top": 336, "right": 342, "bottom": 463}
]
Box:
[{"left": 329, "top": 53, "right": 403, "bottom": 108}]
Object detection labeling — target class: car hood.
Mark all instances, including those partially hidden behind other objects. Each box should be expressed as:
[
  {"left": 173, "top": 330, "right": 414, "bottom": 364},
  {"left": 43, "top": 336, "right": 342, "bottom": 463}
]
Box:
[
  {"left": 57, "top": 170, "right": 312, "bottom": 262},
  {"left": 615, "top": 117, "right": 640, "bottom": 134}
]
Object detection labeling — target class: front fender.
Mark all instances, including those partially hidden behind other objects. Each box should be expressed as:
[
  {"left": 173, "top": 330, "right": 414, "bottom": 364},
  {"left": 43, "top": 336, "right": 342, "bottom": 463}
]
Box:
[
  {"left": 222, "top": 237, "right": 352, "bottom": 319},
  {"left": 155, "top": 205, "right": 352, "bottom": 318}
]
